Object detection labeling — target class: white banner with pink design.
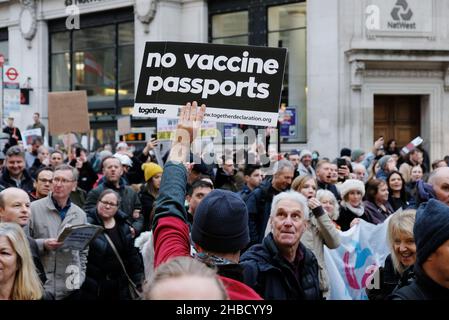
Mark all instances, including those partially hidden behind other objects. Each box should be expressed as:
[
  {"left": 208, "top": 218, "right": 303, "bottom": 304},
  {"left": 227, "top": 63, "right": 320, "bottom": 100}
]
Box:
[{"left": 324, "top": 217, "right": 393, "bottom": 300}]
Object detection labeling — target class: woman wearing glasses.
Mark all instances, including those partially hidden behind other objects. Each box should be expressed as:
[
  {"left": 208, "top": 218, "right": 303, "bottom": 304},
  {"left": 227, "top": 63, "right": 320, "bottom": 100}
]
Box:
[{"left": 80, "top": 189, "right": 144, "bottom": 300}]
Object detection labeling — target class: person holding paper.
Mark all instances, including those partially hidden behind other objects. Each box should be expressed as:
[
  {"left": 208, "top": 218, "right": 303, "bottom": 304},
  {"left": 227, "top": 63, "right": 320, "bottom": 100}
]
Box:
[
  {"left": 27, "top": 164, "right": 88, "bottom": 300},
  {"left": 81, "top": 189, "right": 143, "bottom": 300}
]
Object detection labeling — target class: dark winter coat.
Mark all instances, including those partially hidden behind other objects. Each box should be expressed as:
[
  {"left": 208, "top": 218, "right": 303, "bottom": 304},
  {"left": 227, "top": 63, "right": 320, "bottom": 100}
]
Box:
[
  {"left": 366, "top": 254, "right": 401, "bottom": 300},
  {"left": 238, "top": 184, "right": 252, "bottom": 202},
  {"left": 0, "top": 167, "right": 34, "bottom": 193},
  {"left": 69, "top": 159, "right": 97, "bottom": 193},
  {"left": 389, "top": 264, "right": 449, "bottom": 300},
  {"left": 363, "top": 200, "right": 394, "bottom": 225},
  {"left": 214, "top": 168, "right": 243, "bottom": 192},
  {"left": 139, "top": 184, "right": 156, "bottom": 231},
  {"left": 337, "top": 204, "right": 367, "bottom": 231},
  {"left": 28, "top": 235, "right": 47, "bottom": 285},
  {"left": 317, "top": 180, "right": 341, "bottom": 201},
  {"left": 85, "top": 180, "right": 143, "bottom": 234},
  {"left": 245, "top": 179, "right": 280, "bottom": 246},
  {"left": 80, "top": 209, "right": 144, "bottom": 300},
  {"left": 240, "top": 233, "right": 322, "bottom": 300}
]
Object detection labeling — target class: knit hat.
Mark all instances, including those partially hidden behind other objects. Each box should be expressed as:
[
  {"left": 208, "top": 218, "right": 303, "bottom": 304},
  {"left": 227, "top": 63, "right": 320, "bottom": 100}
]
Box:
[
  {"left": 414, "top": 199, "right": 449, "bottom": 265},
  {"left": 378, "top": 155, "right": 392, "bottom": 170},
  {"left": 299, "top": 149, "right": 312, "bottom": 160},
  {"left": 142, "top": 162, "right": 163, "bottom": 182},
  {"left": 351, "top": 149, "right": 365, "bottom": 162},
  {"left": 340, "top": 148, "right": 352, "bottom": 158},
  {"left": 191, "top": 189, "right": 249, "bottom": 253},
  {"left": 338, "top": 179, "right": 365, "bottom": 200}
]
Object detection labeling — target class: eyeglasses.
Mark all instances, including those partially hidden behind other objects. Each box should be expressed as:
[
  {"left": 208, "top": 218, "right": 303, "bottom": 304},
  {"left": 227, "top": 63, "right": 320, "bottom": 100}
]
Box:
[
  {"left": 53, "top": 177, "right": 75, "bottom": 185},
  {"left": 38, "top": 178, "right": 53, "bottom": 184},
  {"left": 99, "top": 200, "right": 118, "bottom": 207}
]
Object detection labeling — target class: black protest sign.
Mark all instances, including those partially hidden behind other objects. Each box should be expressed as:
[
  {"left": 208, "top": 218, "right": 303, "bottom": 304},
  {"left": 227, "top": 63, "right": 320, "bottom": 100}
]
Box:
[{"left": 133, "top": 42, "right": 287, "bottom": 127}]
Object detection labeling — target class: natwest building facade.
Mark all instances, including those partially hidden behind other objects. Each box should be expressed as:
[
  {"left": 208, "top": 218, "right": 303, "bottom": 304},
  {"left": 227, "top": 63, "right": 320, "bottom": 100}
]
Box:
[{"left": 0, "top": 0, "right": 448, "bottom": 160}]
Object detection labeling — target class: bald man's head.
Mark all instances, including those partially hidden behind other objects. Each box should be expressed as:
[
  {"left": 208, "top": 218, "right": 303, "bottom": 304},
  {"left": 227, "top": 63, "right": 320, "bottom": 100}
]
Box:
[
  {"left": 0, "top": 188, "right": 31, "bottom": 226},
  {"left": 429, "top": 167, "right": 449, "bottom": 205}
]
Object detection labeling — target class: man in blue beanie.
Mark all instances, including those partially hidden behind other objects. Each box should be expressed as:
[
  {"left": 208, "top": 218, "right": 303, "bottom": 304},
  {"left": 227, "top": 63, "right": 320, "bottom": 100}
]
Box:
[
  {"left": 390, "top": 198, "right": 449, "bottom": 299},
  {"left": 152, "top": 102, "right": 261, "bottom": 300}
]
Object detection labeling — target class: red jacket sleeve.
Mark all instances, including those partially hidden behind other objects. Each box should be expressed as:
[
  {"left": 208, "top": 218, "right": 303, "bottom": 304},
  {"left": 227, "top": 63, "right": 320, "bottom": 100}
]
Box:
[{"left": 153, "top": 216, "right": 191, "bottom": 268}]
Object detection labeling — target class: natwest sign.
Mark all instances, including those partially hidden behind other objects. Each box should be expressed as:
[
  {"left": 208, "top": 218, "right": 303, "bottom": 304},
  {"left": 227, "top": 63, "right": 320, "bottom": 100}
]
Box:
[{"left": 365, "top": 0, "right": 432, "bottom": 35}]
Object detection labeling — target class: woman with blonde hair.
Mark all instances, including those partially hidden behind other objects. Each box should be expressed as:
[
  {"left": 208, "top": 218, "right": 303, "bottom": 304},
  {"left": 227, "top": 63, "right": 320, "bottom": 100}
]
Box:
[
  {"left": 291, "top": 175, "right": 340, "bottom": 299},
  {"left": 367, "top": 209, "right": 416, "bottom": 300},
  {"left": 0, "top": 222, "right": 43, "bottom": 300}
]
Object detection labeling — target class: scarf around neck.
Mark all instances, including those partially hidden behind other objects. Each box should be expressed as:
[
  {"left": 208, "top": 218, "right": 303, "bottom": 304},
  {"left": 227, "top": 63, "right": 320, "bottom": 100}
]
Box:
[{"left": 341, "top": 200, "right": 365, "bottom": 217}]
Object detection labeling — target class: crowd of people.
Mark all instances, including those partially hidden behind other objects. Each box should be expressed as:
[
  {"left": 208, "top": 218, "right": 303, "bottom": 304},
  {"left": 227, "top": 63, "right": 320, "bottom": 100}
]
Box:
[{"left": 0, "top": 103, "right": 448, "bottom": 300}]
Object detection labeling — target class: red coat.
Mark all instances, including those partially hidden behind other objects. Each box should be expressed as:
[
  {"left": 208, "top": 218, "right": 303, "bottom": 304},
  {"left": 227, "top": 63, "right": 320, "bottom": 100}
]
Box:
[{"left": 153, "top": 216, "right": 262, "bottom": 300}]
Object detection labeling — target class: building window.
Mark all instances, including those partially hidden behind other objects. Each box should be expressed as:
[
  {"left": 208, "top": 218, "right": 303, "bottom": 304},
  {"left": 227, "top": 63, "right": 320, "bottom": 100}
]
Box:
[
  {"left": 211, "top": 11, "right": 248, "bottom": 45},
  {"left": 49, "top": 9, "right": 134, "bottom": 113},
  {"left": 49, "top": 8, "right": 135, "bottom": 149},
  {"left": 0, "top": 28, "right": 9, "bottom": 64},
  {"left": 209, "top": 0, "right": 307, "bottom": 143},
  {"left": 268, "top": 3, "right": 307, "bottom": 143}
]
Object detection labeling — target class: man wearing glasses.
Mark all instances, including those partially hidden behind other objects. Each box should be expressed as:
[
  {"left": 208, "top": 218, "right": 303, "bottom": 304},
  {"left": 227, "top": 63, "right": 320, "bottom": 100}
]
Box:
[
  {"left": 30, "top": 167, "right": 54, "bottom": 201},
  {"left": 27, "top": 164, "right": 88, "bottom": 300}
]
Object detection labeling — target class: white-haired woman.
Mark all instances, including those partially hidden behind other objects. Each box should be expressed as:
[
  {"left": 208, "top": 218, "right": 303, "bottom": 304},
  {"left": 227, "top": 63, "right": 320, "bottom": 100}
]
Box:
[
  {"left": 367, "top": 210, "right": 416, "bottom": 300},
  {"left": 336, "top": 179, "right": 367, "bottom": 231},
  {"left": 316, "top": 189, "right": 340, "bottom": 230},
  {"left": 291, "top": 175, "right": 341, "bottom": 299},
  {"left": 0, "top": 223, "right": 43, "bottom": 300}
]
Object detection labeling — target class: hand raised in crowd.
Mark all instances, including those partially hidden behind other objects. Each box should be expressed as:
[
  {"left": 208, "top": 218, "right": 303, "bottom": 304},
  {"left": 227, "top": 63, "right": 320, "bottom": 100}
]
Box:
[
  {"left": 168, "top": 101, "right": 206, "bottom": 163},
  {"left": 373, "top": 136, "right": 384, "bottom": 152},
  {"left": 338, "top": 165, "right": 350, "bottom": 178},
  {"left": 132, "top": 209, "right": 141, "bottom": 219},
  {"left": 44, "top": 238, "right": 64, "bottom": 251},
  {"left": 307, "top": 197, "right": 322, "bottom": 210},
  {"left": 350, "top": 218, "right": 360, "bottom": 228},
  {"left": 143, "top": 138, "right": 159, "bottom": 155}
]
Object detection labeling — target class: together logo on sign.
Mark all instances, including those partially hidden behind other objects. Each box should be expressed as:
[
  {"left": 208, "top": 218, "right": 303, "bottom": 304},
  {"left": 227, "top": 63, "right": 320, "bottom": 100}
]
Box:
[{"left": 138, "top": 106, "right": 167, "bottom": 115}]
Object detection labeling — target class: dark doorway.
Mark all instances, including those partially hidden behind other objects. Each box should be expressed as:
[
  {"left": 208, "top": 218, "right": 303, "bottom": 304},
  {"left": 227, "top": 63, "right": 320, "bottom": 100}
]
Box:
[{"left": 374, "top": 95, "right": 421, "bottom": 149}]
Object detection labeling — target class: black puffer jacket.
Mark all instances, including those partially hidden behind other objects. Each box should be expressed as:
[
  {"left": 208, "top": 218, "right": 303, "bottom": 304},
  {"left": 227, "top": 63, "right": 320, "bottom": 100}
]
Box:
[
  {"left": 85, "top": 180, "right": 143, "bottom": 234},
  {"left": 80, "top": 209, "right": 144, "bottom": 300},
  {"left": 245, "top": 178, "right": 279, "bottom": 246},
  {"left": 389, "top": 264, "right": 449, "bottom": 300},
  {"left": 240, "top": 233, "right": 322, "bottom": 300},
  {"left": 0, "top": 167, "right": 34, "bottom": 193},
  {"left": 139, "top": 184, "right": 156, "bottom": 231}
]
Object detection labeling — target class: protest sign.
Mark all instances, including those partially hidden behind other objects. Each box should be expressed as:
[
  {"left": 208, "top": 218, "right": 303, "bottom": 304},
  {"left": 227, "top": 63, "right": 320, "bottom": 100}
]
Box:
[
  {"left": 117, "top": 115, "right": 131, "bottom": 135},
  {"left": 133, "top": 42, "right": 287, "bottom": 127},
  {"left": 324, "top": 218, "right": 392, "bottom": 300},
  {"left": 22, "top": 128, "right": 42, "bottom": 150},
  {"left": 48, "top": 91, "right": 90, "bottom": 135}
]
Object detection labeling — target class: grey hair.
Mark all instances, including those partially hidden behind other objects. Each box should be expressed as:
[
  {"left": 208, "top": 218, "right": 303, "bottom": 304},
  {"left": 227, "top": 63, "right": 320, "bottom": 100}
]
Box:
[
  {"left": 316, "top": 189, "right": 340, "bottom": 220},
  {"left": 54, "top": 164, "right": 79, "bottom": 181},
  {"left": 270, "top": 190, "right": 309, "bottom": 220},
  {"left": 273, "top": 159, "right": 295, "bottom": 175}
]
